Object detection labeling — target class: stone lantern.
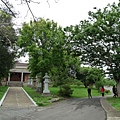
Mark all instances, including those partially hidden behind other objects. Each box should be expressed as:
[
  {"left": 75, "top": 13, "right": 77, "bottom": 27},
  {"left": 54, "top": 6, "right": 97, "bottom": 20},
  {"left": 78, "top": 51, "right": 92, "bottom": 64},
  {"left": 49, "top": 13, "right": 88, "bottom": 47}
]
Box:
[{"left": 43, "top": 73, "right": 50, "bottom": 95}]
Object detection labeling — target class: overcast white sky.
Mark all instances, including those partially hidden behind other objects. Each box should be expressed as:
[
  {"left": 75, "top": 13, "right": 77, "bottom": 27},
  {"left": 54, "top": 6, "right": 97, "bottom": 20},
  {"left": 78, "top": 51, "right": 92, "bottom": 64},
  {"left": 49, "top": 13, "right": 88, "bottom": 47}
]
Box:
[
  {"left": 5, "top": 0, "right": 119, "bottom": 62},
  {"left": 12, "top": 0, "right": 119, "bottom": 28}
]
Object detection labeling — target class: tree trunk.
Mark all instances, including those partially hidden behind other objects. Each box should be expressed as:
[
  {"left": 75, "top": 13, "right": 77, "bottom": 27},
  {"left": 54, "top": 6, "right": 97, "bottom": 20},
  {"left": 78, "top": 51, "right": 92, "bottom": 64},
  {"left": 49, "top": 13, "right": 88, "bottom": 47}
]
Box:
[
  {"left": 117, "top": 80, "right": 120, "bottom": 97},
  {"left": 84, "top": 83, "right": 88, "bottom": 88}
]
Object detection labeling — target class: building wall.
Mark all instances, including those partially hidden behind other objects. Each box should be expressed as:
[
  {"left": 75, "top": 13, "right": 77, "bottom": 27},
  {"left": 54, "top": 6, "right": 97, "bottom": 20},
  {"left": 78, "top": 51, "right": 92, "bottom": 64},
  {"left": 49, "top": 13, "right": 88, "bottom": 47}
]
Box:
[{"left": 24, "top": 73, "right": 29, "bottom": 82}]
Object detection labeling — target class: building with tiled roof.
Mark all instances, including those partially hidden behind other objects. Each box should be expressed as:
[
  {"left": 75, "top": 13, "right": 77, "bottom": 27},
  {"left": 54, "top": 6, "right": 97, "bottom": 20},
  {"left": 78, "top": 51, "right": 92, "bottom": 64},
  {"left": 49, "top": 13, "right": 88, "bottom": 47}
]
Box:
[{"left": 1, "top": 62, "right": 31, "bottom": 86}]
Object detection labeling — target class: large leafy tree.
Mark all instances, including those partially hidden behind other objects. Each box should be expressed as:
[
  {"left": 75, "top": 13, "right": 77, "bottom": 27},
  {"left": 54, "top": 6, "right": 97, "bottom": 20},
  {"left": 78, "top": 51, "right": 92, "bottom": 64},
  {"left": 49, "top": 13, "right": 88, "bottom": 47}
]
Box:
[
  {"left": 0, "top": 10, "right": 17, "bottom": 85},
  {"left": 69, "top": 2, "right": 120, "bottom": 96},
  {"left": 18, "top": 18, "right": 65, "bottom": 75},
  {"left": 18, "top": 18, "right": 78, "bottom": 92}
]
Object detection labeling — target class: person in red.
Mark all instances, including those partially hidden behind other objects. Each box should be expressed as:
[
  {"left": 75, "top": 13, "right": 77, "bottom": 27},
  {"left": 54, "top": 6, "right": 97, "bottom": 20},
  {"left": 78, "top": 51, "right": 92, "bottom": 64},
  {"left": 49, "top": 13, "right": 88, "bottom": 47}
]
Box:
[{"left": 101, "top": 86, "right": 105, "bottom": 97}]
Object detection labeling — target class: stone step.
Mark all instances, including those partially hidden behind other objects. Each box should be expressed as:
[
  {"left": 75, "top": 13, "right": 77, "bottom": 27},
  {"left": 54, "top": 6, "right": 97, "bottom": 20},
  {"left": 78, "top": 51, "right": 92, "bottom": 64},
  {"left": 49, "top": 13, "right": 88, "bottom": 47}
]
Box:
[{"left": 8, "top": 81, "right": 23, "bottom": 87}]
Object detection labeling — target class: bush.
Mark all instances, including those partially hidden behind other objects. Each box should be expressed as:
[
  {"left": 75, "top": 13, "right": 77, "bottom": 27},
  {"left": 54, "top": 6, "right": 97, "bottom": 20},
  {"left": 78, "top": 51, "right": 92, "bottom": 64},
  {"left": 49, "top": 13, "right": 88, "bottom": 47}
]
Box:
[
  {"left": 52, "top": 84, "right": 58, "bottom": 87},
  {"left": 105, "top": 90, "right": 110, "bottom": 93},
  {"left": 58, "top": 84, "right": 73, "bottom": 97},
  {"left": 72, "top": 79, "right": 83, "bottom": 87}
]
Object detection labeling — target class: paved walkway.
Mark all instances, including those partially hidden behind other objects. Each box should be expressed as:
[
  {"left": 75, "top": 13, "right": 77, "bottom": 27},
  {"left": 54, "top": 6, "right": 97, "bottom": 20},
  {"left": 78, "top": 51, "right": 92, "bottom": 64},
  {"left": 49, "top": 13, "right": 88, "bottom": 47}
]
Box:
[
  {"left": 1, "top": 87, "right": 120, "bottom": 120},
  {"left": 2, "top": 87, "right": 35, "bottom": 108}
]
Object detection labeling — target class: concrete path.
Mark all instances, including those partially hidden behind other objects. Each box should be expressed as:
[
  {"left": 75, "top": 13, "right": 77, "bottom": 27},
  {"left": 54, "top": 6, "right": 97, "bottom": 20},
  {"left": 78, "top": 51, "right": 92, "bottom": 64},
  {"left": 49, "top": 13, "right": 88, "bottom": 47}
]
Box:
[
  {"left": 2, "top": 87, "right": 35, "bottom": 108},
  {"left": 0, "top": 97, "right": 106, "bottom": 120}
]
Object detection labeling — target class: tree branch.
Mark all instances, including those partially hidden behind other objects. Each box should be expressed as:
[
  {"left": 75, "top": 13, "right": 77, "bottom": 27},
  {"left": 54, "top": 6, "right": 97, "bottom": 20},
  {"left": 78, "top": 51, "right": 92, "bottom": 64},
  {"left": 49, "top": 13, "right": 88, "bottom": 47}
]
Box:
[
  {"left": 25, "top": 0, "right": 36, "bottom": 21},
  {"left": 0, "top": 0, "right": 16, "bottom": 17},
  {"left": 54, "top": 0, "right": 59, "bottom": 3},
  {"left": 46, "top": 0, "right": 50, "bottom": 8},
  {"left": 0, "top": 0, "right": 60, "bottom": 20}
]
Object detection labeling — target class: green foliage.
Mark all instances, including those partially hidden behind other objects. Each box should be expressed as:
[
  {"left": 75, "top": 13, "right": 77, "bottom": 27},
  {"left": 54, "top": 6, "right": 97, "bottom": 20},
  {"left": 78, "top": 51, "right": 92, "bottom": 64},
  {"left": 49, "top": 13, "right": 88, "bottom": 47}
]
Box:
[
  {"left": 0, "top": 86, "right": 8, "bottom": 100},
  {"left": 71, "top": 79, "right": 83, "bottom": 87},
  {"left": 52, "top": 83, "right": 58, "bottom": 87},
  {"left": 18, "top": 19, "right": 61, "bottom": 76},
  {"left": 95, "top": 81, "right": 104, "bottom": 91},
  {"left": 23, "top": 86, "right": 52, "bottom": 106},
  {"left": 58, "top": 84, "right": 73, "bottom": 97},
  {"left": 107, "top": 97, "right": 120, "bottom": 111},
  {"left": 18, "top": 18, "right": 68, "bottom": 92},
  {"left": 105, "top": 90, "right": 110, "bottom": 94},
  {"left": 75, "top": 81, "right": 82, "bottom": 87},
  {"left": 18, "top": 19, "right": 74, "bottom": 86},
  {"left": 18, "top": 18, "right": 82, "bottom": 90},
  {"left": 0, "top": 44, "right": 14, "bottom": 80},
  {"left": 95, "top": 78, "right": 116, "bottom": 91},
  {"left": 76, "top": 67, "right": 104, "bottom": 87},
  {"left": 66, "top": 2, "right": 120, "bottom": 83},
  {"left": 0, "top": 10, "right": 17, "bottom": 81},
  {"left": 103, "top": 78, "right": 116, "bottom": 86}
]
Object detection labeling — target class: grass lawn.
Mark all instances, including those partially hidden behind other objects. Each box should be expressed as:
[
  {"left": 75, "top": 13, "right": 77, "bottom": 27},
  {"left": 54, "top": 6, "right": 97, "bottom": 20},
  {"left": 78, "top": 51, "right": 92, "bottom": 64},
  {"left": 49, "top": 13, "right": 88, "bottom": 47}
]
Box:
[
  {"left": 71, "top": 85, "right": 111, "bottom": 98},
  {"left": 0, "top": 86, "right": 8, "bottom": 100},
  {"left": 23, "top": 86, "right": 111, "bottom": 106},
  {"left": 106, "top": 97, "right": 120, "bottom": 111},
  {"left": 23, "top": 86, "right": 53, "bottom": 106},
  {"left": 71, "top": 86, "right": 102, "bottom": 98}
]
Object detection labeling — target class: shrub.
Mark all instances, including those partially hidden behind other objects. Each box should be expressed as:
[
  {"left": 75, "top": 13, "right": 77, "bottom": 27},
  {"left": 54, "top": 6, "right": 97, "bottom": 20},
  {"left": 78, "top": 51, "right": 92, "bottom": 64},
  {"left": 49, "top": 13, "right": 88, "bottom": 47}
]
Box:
[
  {"left": 52, "top": 84, "right": 58, "bottom": 87},
  {"left": 72, "top": 79, "right": 83, "bottom": 87},
  {"left": 105, "top": 90, "right": 110, "bottom": 93},
  {"left": 58, "top": 84, "right": 73, "bottom": 97}
]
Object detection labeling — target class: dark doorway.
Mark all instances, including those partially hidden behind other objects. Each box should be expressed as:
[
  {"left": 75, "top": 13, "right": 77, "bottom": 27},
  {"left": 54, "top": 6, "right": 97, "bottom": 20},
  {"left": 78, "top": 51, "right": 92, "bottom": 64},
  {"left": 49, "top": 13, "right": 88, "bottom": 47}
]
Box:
[{"left": 10, "top": 72, "right": 21, "bottom": 81}]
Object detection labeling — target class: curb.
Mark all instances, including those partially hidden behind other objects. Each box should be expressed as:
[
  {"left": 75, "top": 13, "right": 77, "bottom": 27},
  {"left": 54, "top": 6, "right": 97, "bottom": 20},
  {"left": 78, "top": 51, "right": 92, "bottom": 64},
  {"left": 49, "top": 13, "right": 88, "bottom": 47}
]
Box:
[
  {"left": 100, "top": 98, "right": 108, "bottom": 120},
  {"left": 21, "top": 87, "right": 38, "bottom": 106},
  {"left": 107, "top": 117, "right": 120, "bottom": 120},
  {"left": 0, "top": 87, "right": 10, "bottom": 106},
  {"left": 100, "top": 97, "right": 120, "bottom": 120}
]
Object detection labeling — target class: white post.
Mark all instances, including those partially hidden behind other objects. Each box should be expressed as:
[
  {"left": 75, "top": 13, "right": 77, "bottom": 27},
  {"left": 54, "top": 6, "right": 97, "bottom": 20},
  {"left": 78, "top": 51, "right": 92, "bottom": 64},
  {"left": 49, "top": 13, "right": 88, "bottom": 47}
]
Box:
[
  {"left": 8, "top": 73, "right": 10, "bottom": 82},
  {"left": 21, "top": 72, "right": 23, "bottom": 82},
  {"left": 43, "top": 73, "right": 50, "bottom": 95},
  {"left": 7, "top": 73, "right": 10, "bottom": 85}
]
